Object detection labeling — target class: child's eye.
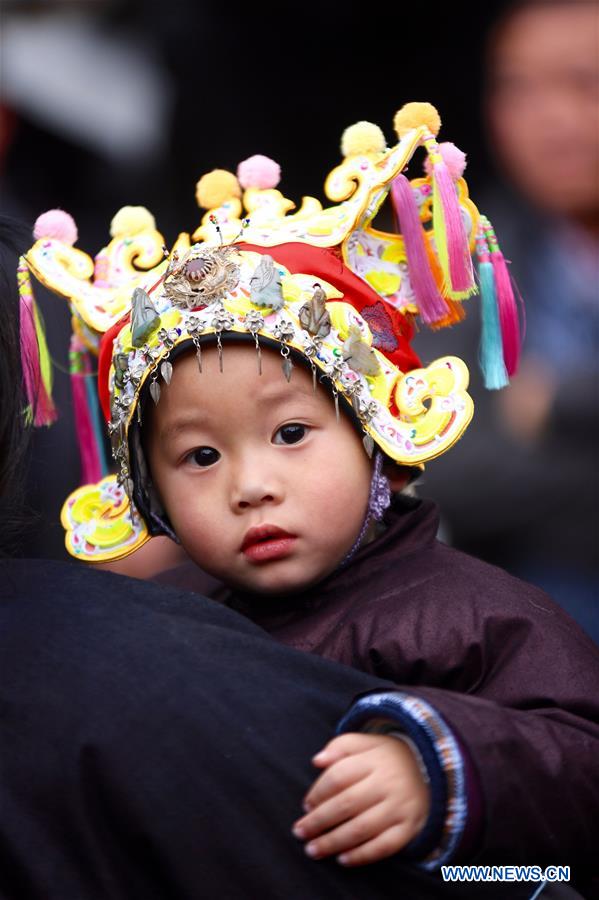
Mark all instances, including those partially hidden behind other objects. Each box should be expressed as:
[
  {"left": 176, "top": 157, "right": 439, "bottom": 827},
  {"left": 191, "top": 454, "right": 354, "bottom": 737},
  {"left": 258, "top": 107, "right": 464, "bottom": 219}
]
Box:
[
  {"left": 187, "top": 447, "right": 221, "bottom": 467},
  {"left": 273, "top": 423, "right": 308, "bottom": 445}
]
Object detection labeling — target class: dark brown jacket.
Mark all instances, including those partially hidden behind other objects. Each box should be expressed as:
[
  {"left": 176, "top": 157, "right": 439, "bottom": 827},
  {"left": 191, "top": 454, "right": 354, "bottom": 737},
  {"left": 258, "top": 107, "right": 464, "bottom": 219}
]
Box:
[{"left": 160, "top": 496, "right": 599, "bottom": 875}]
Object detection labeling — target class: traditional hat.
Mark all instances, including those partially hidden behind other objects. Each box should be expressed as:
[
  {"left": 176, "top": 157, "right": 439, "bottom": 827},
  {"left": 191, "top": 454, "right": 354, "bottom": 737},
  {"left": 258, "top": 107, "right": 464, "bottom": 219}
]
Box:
[{"left": 24, "top": 102, "right": 521, "bottom": 562}]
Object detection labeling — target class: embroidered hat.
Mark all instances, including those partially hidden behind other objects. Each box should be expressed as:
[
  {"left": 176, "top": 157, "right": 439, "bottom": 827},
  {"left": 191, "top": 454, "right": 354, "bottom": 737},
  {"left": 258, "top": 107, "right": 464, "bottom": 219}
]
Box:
[{"left": 24, "top": 102, "right": 521, "bottom": 562}]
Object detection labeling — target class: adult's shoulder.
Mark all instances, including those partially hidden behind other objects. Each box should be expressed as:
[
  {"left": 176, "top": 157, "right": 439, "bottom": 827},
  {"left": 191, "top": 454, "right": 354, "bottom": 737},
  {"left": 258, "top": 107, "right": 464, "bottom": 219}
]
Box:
[
  {"left": 0, "top": 556, "right": 259, "bottom": 638},
  {"left": 0, "top": 558, "right": 467, "bottom": 899}
]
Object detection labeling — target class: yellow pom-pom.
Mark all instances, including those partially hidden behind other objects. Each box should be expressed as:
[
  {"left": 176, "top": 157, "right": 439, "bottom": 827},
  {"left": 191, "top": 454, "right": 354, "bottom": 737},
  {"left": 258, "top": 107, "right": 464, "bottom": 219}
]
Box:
[
  {"left": 195, "top": 169, "right": 241, "bottom": 210},
  {"left": 110, "top": 206, "right": 156, "bottom": 238},
  {"left": 393, "top": 102, "right": 441, "bottom": 138},
  {"left": 341, "top": 121, "right": 386, "bottom": 157}
]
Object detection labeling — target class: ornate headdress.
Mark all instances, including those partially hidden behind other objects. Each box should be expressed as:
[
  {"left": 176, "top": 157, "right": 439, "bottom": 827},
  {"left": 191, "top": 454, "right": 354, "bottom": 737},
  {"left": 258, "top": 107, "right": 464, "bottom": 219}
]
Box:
[{"left": 23, "top": 102, "right": 521, "bottom": 562}]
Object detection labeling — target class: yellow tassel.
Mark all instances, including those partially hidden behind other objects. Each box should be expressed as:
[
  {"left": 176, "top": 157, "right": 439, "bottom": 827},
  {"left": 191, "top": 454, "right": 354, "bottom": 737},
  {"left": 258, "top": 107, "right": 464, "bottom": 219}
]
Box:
[
  {"left": 33, "top": 303, "right": 54, "bottom": 400},
  {"left": 423, "top": 239, "right": 466, "bottom": 328}
]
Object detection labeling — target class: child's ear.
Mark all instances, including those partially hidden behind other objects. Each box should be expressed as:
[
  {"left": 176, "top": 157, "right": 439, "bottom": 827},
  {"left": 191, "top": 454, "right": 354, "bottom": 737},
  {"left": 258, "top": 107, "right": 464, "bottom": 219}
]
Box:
[{"left": 381, "top": 461, "right": 414, "bottom": 492}]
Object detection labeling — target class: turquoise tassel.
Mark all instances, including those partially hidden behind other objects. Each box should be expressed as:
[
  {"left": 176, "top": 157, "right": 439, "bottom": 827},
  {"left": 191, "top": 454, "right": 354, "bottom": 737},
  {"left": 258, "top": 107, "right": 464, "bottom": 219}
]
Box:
[
  {"left": 85, "top": 370, "right": 110, "bottom": 477},
  {"left": 478, "top": 259, "right": 509, "bottom": 390}
]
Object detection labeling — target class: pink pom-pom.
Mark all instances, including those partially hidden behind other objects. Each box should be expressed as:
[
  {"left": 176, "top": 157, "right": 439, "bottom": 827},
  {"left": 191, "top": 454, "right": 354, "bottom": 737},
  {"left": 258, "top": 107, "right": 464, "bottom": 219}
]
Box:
[
  {"left": 423, "top": 143, "right": 467, "bottom": 180},
  {"left": 237, "top": 155, "right": 281, "bottom": 190},
  {"left": 33, "top": 209, "right": 78, "bottom": 245}
]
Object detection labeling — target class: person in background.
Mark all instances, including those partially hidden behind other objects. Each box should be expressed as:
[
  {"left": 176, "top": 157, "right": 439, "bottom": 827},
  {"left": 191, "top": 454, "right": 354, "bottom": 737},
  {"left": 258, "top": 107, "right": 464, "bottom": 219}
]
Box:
[{"left": 413, "top": 0, "right": 599, "bottom": 642}]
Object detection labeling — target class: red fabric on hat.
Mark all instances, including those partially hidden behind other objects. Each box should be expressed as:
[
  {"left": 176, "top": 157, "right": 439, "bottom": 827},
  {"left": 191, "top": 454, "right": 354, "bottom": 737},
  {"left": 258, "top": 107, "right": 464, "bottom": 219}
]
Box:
[
  {"left": 98, "top": 313, "right": 130, "bottom": 422},
  {"left": 97, "top": 242, "right": 422, "bottom": 423},
  {"left": 238, "top": 242, "right": 422, "bottom": 373}
]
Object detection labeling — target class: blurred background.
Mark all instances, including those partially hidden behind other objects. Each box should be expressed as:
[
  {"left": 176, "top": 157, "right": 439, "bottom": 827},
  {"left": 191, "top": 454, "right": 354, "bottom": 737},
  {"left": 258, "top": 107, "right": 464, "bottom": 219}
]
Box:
[{"left": 1, "top": 0, "right": 597, "bottom": 639}]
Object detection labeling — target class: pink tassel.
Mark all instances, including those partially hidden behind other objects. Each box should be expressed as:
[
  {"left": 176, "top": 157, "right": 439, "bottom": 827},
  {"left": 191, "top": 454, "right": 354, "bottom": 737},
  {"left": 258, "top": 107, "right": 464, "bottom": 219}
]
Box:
[
  {"left": 70, "top": 334, "right": 103, "bottom": 484},
  {"left": 17, "top": 261, "right": 57, "bottom": 426},
  {"left": 391, "top": 173, "right": 448, "bottom": 325},
  {"left": 482, "top": 217, "right": 521, "bottom": 376},
  {"left": 423, "top": 135, "right": 475, "bottom": 299},
  {"left": 93, "top": 251, "right": 111, "bottom": 288}
]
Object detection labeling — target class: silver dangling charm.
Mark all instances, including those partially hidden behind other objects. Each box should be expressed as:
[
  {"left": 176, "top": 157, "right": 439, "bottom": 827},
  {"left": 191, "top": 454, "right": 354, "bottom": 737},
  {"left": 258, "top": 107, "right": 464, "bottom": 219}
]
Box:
[
  {"left": 363, "top": 433, "right": 375, "bottom": 458},
  {"left": 194, "top": 338, "right": 202, "bottom": 373},
  {"left": 254, "top": 333, "right": 262, "bottom": 375},
  {"left": 150, "top": 376, "right": 161, "bottom": 405},
  {"left": 332, "top": 385, "right": 340, "bottom": 422},
  {"left": 281, "top": 344, "right": 293, "bottom": 382},
  {"left": 310, "top": 359, "right": 317, "bottom": 392},
  {"left": 216, "top": 332, "right": 224, "bottom": 372},
  {"left": 137, "top": 402, "right": 142, "bottom": 427},
  {"left": 160, "top": 360, "right": 173, "bottom": 384}
]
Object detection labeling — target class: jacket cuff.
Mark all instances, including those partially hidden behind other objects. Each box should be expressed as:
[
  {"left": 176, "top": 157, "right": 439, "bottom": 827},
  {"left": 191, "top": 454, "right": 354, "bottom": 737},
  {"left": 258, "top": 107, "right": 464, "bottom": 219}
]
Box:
[{"left": 336, "top": 691, "right": 470, "bottom": 870}]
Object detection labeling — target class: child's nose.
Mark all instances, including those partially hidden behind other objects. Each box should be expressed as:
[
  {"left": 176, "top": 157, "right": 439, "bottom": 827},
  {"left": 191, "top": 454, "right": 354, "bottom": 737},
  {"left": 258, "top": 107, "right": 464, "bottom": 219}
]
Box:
[
  {"left": 231, "top": 463, "right": 283, "bottom": 511},
  {"left": 236, "top": 490, "right": 277, "bottom": 510}
]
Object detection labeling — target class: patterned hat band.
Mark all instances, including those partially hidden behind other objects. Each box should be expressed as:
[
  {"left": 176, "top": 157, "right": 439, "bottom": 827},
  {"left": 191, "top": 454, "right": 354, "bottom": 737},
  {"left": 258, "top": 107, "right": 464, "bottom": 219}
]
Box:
[
  {"left": 103, "top": 246, "right": 473, "bottom": 490},
  {"left": 126, "top": 332, "right": 385, "bottom": 541}
]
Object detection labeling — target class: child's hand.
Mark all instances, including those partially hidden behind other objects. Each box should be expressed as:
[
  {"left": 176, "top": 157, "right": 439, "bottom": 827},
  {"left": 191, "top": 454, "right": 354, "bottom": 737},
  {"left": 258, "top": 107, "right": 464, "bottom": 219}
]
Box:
[{"left": 292, "top": 732, "right": 430, "bottom": 867}]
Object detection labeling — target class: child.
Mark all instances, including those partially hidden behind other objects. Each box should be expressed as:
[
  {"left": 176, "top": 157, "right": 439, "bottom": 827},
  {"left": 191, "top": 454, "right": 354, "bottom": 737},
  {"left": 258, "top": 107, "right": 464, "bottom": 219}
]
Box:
[{"left": 26, "top": 103, "right": 599, "bottom": 881}]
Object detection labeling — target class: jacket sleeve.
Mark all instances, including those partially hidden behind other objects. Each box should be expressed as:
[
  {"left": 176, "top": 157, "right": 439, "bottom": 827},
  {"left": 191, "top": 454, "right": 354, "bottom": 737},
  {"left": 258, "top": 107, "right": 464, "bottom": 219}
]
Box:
[
  {"left": 353, "top": 564, "right": 599, "bottom": 872},
  {"left": 336, "top": 691, "right": 477, "bottom": 870},
  {"left": 395, "top": 683, "right": 599, "bottom": 868}
]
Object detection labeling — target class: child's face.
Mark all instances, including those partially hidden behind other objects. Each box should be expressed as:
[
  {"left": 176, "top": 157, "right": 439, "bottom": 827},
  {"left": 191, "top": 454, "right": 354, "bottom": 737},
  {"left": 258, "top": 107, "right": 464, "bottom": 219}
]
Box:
[{"left": 146, "top": 343, "right": 373, "bottom": 595}]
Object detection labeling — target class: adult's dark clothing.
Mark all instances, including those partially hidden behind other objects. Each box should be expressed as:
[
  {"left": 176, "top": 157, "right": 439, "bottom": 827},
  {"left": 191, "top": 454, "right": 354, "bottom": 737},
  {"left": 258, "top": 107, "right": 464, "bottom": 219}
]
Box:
[
  {"left": 158, "top": 496, "right": 599, "bottom": 888},
  {"left": 0, "top": 559, "right": 548, "bottom": 900}
]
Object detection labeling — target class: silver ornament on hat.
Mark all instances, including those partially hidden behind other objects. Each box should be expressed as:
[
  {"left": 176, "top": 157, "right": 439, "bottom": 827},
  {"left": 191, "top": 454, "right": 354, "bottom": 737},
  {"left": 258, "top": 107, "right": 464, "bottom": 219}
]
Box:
[
  {"left": 149, "top": 378, "right": 161, "bottom": 405},
  {"left": 302, "top": 334, "right": 323, "bottom": 391},
  {"left": 113, "top": 353, "right": 130, "bottom": 391},
  {"left": 249, "top": 255, "right": 284, "bottom": 310},
  {"left": 131, "top": 287, "right": 161, "bottom": 348},
  {"left": 157, "top": 327, "right": 179, "bottom": 350},
  {"left": 212, "top": 306, "right": 235, "bottom": 373},
  {"left": 273, "top": 319, "right": 296, "bottom": 381},
  {"left": 163, "top": 244, "right": 241, "bottom": 309},
  {"left": 187, "top": 314, "right": 206, "bottom": 373},
  {"left": 299, "top": 283, "right": 331, "bottom": 338},
  {"left": 342, "top": 326, "right": 381, "bottom": 376},
  {"left": 243, "top": 309, "right": 266, "bottom": 375}
]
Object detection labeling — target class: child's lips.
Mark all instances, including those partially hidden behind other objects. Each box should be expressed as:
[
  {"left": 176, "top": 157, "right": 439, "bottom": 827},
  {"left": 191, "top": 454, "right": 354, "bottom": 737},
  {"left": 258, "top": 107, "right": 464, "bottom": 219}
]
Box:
[{"left": 241, "top": 525, "right": 297, "bottom": 563}]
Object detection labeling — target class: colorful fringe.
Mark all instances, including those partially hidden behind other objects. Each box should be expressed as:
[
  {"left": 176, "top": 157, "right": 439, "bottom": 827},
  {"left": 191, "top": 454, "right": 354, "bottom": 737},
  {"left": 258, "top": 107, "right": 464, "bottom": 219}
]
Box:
[
  {"left": 423, "top": 135, "right": 476, "bottom": 301},
  {"left": 17, "top": 259, "right": 57, "bottom": 426},
  {"left": 475, "top": 228, "right": 509, "bottom": 390},
  {"left": 69, "top": 334, "right": 109, "bottom": 484},
  {"left": 424, "top": 242, "right": 466, "bottom": 329},
  {"left": 391, "top": 173, "right": 448, "bottom": 325},
  {"left": 480, "top": 216, "right": 521, "bottom": 377}
]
